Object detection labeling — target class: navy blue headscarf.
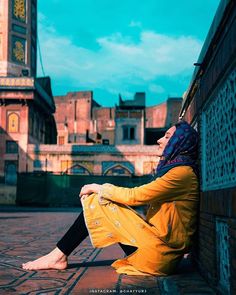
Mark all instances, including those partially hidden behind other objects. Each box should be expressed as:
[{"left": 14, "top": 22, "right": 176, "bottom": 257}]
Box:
[{"left": 155, "top": 121, "right": 199, "bottom": 178}]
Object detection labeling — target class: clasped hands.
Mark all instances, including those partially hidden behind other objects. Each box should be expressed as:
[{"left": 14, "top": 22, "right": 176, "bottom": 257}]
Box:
[{"left": 79, "top": 183, "right": 102, "bottom": 200}]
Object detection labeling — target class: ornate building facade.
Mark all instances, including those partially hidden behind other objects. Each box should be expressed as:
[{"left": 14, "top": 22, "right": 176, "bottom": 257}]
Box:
[
  {"left": 0, "top": 76, "right": 57, "bottom": 185},
  {"left": 0, "top": 0, "right": 57, "bottom": 202},
  {"left": 0, "top": 0, "right": 37, "bottom": 77}
]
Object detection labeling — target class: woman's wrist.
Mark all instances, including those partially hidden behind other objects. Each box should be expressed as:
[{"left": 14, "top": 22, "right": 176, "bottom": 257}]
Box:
[
  {"left": 92, "top": 184, "right": 101, "bottom": 194},
  {"left": 79, "top": 183, "right": 102, "bottom": 197}
]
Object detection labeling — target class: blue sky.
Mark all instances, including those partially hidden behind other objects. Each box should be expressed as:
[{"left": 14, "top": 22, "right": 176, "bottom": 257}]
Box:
[{"left": 37, "top": 0, "right": 221, "bottom": 106}]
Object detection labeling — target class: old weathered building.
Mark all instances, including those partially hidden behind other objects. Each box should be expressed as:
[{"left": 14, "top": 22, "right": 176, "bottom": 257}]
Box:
[
  {"left": 54, "top": 91, "right": 182, "bottom": 146},
  {"left": 0, "top": 77, "right": 57, "bottom": 185},
  {"left": 0, "top": 0, "right": 57, "bottom": 183},
  {"left": 54, "top": 91, "right": 101, "bottom": 145},
  {"left": 0, "top": 0, "right": 57, "bottom": 203},
  {"left": 28, "top": 92, "right": 182, "bottom": 178}
]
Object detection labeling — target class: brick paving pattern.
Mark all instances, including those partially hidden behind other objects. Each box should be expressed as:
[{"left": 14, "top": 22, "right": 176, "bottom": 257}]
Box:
[{"left": 0, "top": 208, "right": 216, "bottom": 294}]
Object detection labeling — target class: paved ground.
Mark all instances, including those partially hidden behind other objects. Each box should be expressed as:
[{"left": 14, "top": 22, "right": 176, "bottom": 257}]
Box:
[{"left": 0, "top": 206, "right": 216, "bottom": 295}]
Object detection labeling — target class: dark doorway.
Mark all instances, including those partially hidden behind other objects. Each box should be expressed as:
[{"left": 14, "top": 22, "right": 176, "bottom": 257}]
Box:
[{"left": 5, "top": 161, "right": 18, "bottom": 185}]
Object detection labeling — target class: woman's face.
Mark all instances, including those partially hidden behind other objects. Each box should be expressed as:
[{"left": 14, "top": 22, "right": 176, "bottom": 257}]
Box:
[{"left": 156, "top": 126, "right": 176, "bottom": 157}]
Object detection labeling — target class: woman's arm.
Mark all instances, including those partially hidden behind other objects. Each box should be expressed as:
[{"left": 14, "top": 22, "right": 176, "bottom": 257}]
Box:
[
  {"left": 80, "top": 166, "right": 197, "bottom": 206},
  {"left": 99, "top": 166, "right": 196, "bottom": 206}
]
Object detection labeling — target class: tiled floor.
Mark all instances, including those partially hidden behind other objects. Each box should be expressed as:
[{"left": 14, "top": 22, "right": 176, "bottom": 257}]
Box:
[{"left": 0, "top": 208, "right": 216, "bottom": 294}]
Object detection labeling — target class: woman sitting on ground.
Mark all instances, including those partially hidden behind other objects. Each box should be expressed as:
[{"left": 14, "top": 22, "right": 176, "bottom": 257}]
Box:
[{"left": 22, "top": 120, "right": 199, "bottom": 276}]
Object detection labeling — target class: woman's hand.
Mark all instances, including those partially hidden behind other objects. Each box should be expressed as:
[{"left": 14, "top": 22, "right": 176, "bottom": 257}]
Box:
[{"left": 79, "top": 183, "right": 101, "bottom": 198}]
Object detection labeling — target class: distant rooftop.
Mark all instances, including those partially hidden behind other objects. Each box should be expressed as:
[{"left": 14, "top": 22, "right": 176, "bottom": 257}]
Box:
[
  {"left": 54, "top": 90, "right": 101, "bottom": 107},
  {"left": 118, "top": 92, "right": 146, "bottom": 109},
  {"left": 167, "top": 97, "right": 183, "bottom": 102}
]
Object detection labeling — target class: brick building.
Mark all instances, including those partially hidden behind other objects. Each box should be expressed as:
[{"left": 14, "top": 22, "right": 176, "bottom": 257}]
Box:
[
  {"left": 0, "top": 83, "right": 182, "bottom": 204},
  {"left": 27, "top": 92, "right": 182, "bottom": 178},
  {"left": 54, "top": 91, "right": 182, "bottom": 146},
  {"left": 54, "top": 91, "right": 101, "bottom": 145},
  {"left": 0, "top": 76, "right": 57, "bottom": 184},
  {"left": 180, "top": 0, "right": 236, "bottom": 293},
  {"left": 0, "top": 0, "right": 57, "bottom": 203}
]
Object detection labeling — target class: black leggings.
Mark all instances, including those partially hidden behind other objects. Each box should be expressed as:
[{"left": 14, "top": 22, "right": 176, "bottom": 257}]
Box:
[{"left": 56, "top": 211, "right": 137, "bottom": 256}]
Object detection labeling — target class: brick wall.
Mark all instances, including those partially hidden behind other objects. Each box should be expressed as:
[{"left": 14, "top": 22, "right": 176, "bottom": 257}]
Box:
[
  {"left": 145, "top": 102, "right": 167, "bottom": 128},
  {"left": 54, "top": 92, "right": 93, "bottom": 143},
  {"left": 92, "top": 107, "right": 115, "bottom": 144}
]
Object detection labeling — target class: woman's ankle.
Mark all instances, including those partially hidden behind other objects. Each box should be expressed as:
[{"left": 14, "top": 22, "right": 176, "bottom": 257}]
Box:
[{"left": 50, "top": 247, "right": 67, "bottom": 260}]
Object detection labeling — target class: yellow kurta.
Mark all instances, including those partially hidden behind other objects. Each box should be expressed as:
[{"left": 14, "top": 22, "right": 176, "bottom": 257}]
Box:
[{"left": 81, "top": 166, "right": 199, "bottom": 276}]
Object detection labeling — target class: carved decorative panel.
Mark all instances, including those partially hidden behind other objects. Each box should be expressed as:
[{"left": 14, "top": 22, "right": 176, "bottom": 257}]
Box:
[
  {"left": 12, "top": 0, "right": 26, "bottom": 23},
  {"left": 201, "top": 69, "right": 236, "bottom": 191},
  {"left": 216, "top": 219, "right": 230, "bottom": 295},
  {"left": 12, "top": 36, "right": 26, "bottom": 64}
]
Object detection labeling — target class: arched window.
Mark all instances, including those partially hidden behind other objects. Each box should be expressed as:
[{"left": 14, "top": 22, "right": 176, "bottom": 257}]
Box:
[
  {"left": 7, "top": 112, "right": 20, "bottom": 133},
  {"left": 104, "top": 164, "right": 132, "bottom": 176},
  {"left": 61, "top": 161, "right": 91, "bottom": 175},
  {"left": 69, "top": 164, "right": 91, "bottom": 175}
]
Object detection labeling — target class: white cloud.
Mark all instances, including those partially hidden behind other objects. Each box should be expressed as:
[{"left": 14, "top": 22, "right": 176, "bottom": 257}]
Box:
[
  {"left": 38, "top": 12, "right": 56, "bottom": 34},
  {"left": 37, "top": 14, "right": 202, "bottom": 95},
  {"left": 129, "top": 21, "right": 142, "bottom": 28},
  {"left": 148, "top": 84, "right": 165, "bottom": 94}
]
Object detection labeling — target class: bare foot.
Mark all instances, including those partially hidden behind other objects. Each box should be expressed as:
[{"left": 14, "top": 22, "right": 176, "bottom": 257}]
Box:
[{"left": 22, "top": 247, "right": 68, "bottom": 271}]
